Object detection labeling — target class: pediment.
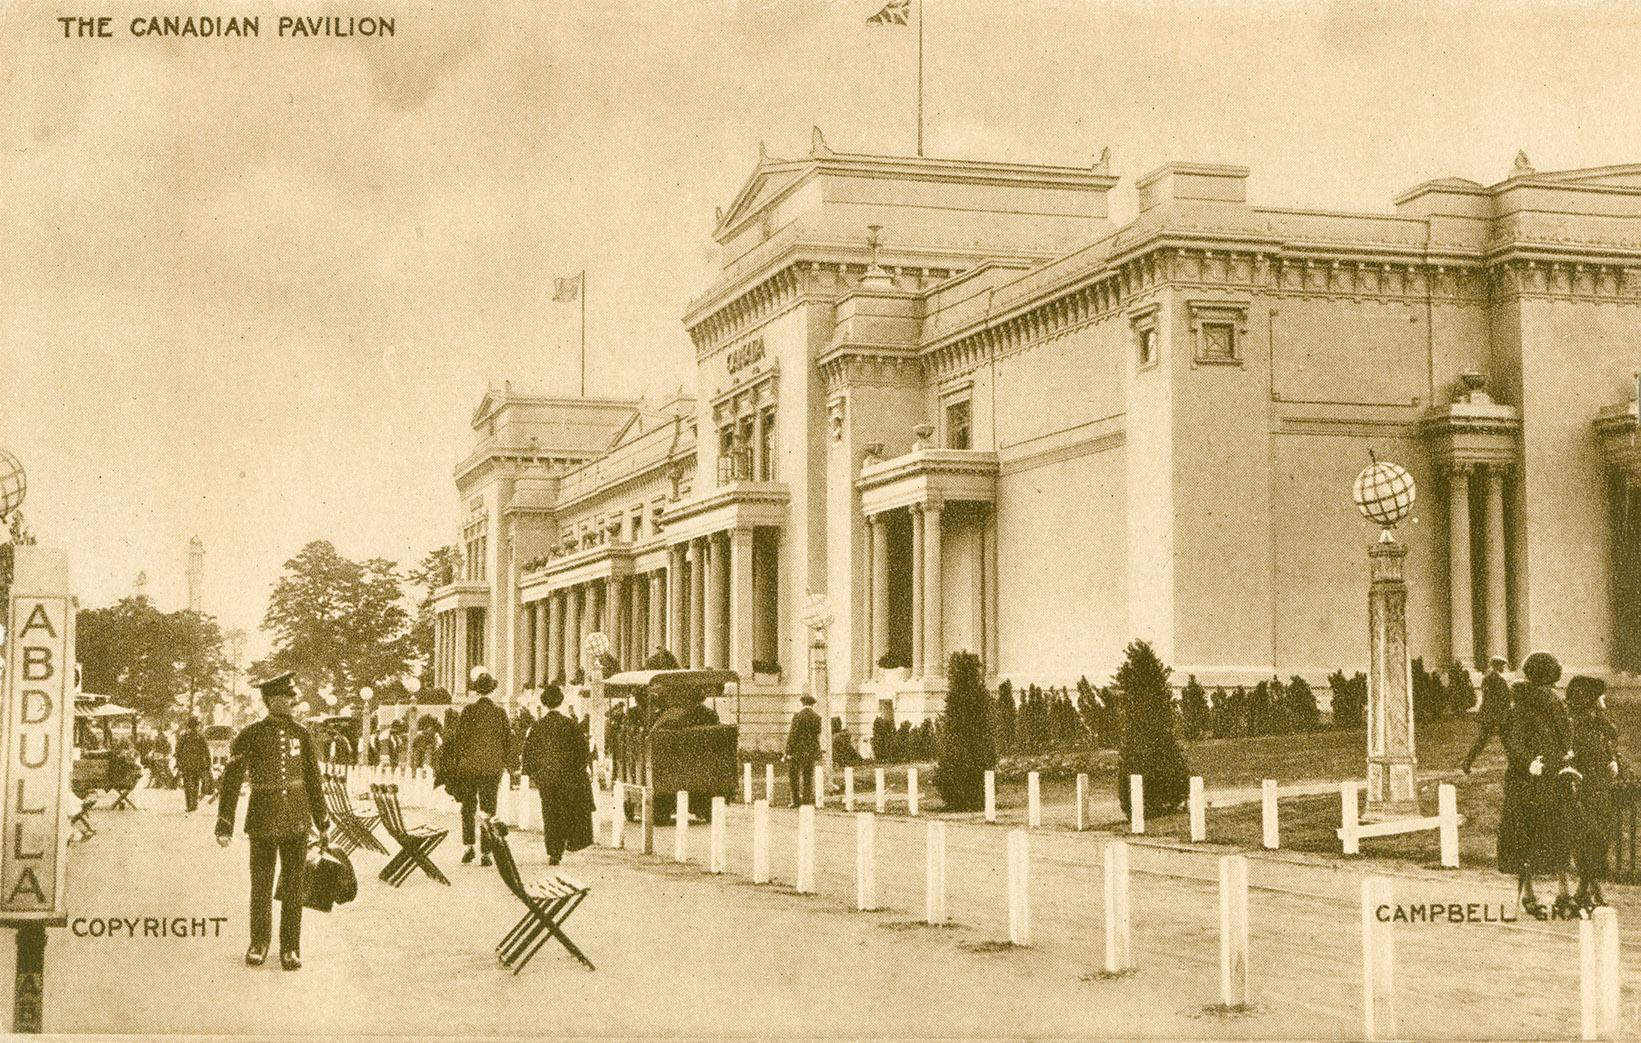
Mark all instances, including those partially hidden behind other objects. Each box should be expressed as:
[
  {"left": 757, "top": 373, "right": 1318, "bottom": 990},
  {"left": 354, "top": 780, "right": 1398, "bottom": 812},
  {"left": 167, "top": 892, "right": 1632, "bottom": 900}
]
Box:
[{"left": 714, "top": 161, "right": 811, "bottom": 240}]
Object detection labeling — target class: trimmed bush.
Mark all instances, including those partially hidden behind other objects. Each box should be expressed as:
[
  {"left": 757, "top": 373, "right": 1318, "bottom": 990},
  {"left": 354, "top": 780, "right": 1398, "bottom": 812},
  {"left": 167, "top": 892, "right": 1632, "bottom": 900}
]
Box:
[
  {"left": 871, "top": 713, "right": 897, "bottom": 762},
  {"left": 1180, "top": 675, "right": 1210, "bottom": 740},
  {"left": 993, "top": 680, "right": 1017, "bottom": 755},
  {"left": 1285, "top": 675, "right": 1320, "bottom": 731},
  {"left": 1328, "top": 669, "right": 1367, "bottom": 728},
  {"left": 1411, "top": 657, "right": 1448, "bottom": 722},
  {"left": 1114, "top": 640, "right": 1192, "bottom": 817}
]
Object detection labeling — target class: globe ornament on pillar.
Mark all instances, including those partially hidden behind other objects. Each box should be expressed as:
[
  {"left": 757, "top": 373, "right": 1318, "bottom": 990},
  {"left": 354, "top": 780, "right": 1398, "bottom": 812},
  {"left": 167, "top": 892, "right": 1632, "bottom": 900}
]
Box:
[
  {"left": 1352, "top": 454, "right": 1421, "bottom": 818},
  {"left": 0, "top": 449, "right": 26, "bottom": 521}
]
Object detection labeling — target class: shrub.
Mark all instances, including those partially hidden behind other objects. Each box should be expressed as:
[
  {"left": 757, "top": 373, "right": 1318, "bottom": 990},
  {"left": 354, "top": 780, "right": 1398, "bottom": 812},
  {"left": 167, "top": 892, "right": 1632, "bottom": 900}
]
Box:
[
  {"left": 1114, "top": 640, "right": 1192, "bottom": 817},
  {"left": 1447, "top": 661, "right": 1477, "bottom": 714},
  {"left": 1247, "top": 680, "right": 1272, "bottom": 736},
  {"left": 871, "top": 714, "right": 897, "bottom": 762},
  {"left": 1267, "top": 678, "right": 1293, "bottom": 735},
  {"left": 993, "top": 680, "right": 1016, "bottom": 755},
  {"left": 1411, "top": 657, "right": 1448, "bottom": 722},
  {"left": 1180, "top": 676, "right": 1210, "bottom": 740},
  {"left": 1328, "top": 669, "right": 1367, "bottom": 728},
  {"left": 1285, "top": 675, "right": 1320, "bottom": 731}
]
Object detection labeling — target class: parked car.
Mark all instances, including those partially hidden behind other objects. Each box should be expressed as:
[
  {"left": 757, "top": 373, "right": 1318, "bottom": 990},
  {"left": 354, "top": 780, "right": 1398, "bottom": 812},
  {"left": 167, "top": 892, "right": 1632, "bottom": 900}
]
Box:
[{"left": 602, "top": 669, "right": 740, "bottom": 823}]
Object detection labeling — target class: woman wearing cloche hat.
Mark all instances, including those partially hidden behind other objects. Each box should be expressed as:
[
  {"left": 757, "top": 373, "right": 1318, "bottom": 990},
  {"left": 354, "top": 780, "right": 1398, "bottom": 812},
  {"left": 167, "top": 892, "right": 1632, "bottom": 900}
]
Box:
[{"left": 1498, "top": 651, "right": 1576, "bottom": 918}]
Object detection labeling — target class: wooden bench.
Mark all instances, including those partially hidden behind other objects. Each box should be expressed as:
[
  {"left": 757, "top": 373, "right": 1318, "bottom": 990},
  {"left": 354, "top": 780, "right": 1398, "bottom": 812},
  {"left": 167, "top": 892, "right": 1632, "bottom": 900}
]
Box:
[
  {"left": 370, "top": 783, "right": 450, "bottom": 887},
  {"left": 482, "top": 819, "right": 593, "bottom": 973},
  {"left": 323, "top": 772, "right": 388, "bottom": 856}
]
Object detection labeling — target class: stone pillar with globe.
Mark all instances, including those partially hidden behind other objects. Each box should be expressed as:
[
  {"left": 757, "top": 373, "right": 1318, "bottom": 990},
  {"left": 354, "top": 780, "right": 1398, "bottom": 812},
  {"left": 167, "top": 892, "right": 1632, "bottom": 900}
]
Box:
[
  {"left": 583, "top": 630, "right": 610, "bottom": 763},
  {"left": 1352, "top": 456, "right": 1421, "bottom": 818}
]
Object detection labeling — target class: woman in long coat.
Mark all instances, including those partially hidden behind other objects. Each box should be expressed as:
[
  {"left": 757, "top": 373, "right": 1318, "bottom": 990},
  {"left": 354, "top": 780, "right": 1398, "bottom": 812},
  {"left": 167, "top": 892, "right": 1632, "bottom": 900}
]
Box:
[
  {"left": 523, "top": 684, "right": 595, "bottom": 865},
  {"left": 1567, "top": 675, "right": 1622, "bottom": 910},
  {"left": 1498, "top": 651, "right": 1575, "bottom": 918}
]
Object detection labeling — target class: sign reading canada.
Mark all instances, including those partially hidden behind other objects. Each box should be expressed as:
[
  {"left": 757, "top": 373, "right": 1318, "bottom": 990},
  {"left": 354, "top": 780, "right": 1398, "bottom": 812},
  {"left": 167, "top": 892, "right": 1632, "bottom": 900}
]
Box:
[{"left": 1, "top": 570, "right": 74, "bottom": 921}]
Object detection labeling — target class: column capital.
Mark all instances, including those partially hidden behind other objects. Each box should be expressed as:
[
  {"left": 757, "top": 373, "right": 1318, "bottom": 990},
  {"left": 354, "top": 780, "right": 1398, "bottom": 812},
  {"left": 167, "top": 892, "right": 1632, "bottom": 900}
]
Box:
[
  {"left": 1481, "top": 460, "right": 1516, "bottom": 480},
  {"left": 1446, "top": 461, "right": 1475, "bottom": 478}
]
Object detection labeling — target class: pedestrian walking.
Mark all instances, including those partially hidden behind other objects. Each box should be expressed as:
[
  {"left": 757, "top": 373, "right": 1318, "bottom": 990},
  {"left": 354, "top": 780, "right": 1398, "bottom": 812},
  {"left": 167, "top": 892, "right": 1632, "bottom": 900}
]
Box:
[
  {"left": 175, "top": 716, "right": 212, "bottom": 814},
  {"left": 1567, "top": 675, "right": 1621, "bottom": 911},
  {"left": 785, "top": 694, "right": 822, "bottom": 808},
  {"left": 446, "top": 667, "right": 511, "bottom": 866},
  {"left": 1497, "top": 651, "right": 1576, "bottom": 919},
  {"left": 214, "top": 672, "right": 329, "bottom": 971},
  {"left": 1461, "top": 656, "right": 1512, "bottom": 773},
  {"left": 523, "top": 684, "right": 594, "bottom": 865}
]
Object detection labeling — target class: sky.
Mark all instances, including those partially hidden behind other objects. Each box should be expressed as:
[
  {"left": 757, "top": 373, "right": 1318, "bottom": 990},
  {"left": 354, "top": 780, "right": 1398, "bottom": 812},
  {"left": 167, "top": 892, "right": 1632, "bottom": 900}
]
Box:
[{"left": 2, "top": 0, "right": 1639, "bottom": 656}]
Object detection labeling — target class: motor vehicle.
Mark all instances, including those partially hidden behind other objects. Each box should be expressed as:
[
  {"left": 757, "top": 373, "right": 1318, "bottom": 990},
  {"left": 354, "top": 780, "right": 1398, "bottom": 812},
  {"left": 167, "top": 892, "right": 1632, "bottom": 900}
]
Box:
[
  {"left": 601, "top": 669, "right": 740, "bottom": 823},
  {"left": 72, "top": 696, "right": 140, "bottom": 797}
]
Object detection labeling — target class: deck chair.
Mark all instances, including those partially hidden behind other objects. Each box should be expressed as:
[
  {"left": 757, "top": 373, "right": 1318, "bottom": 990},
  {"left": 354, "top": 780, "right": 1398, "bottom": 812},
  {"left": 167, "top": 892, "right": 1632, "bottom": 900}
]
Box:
[
  {"left": 68, "top": 795, "right": 97, "bottom": 842},
  {"left": 370, "top": 784, "right": 450, "bottom": 887},
  {"left": 482, "top": 819, "right": 594, "bottom": 973},
  {"left": 324, "top": 773, "right": 388, "bottom": 856},
  {"left": 111, "top": 769, "right": 147, "bottom": 810}
]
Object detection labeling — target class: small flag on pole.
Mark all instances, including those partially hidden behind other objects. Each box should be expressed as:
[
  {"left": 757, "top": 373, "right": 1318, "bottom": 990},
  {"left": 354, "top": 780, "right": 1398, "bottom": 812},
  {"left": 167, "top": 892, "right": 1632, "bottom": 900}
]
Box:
[
  {"left": 553, "top": 273, "right": 583, "bottom": 303},
  {"left": 866, "top": 0, "right": 909, "bottom": 25}
]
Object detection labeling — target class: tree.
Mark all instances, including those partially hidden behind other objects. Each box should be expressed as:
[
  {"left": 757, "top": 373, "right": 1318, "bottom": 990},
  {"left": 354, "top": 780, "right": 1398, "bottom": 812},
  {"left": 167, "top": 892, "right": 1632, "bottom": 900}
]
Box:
[
  {"left": 261, "top": 541, "right": 414, "bottom": 707},
  {"left": 935, "top": 651, "right": 995, "bottom": 810},
  {"left": 1328, "top": 670, "right": 1367, "bottom": 728},
  {"left": 77, "top": 597, "right": 231, "bottom": 723},
  {"left": 1114, "top": 639, "right": 1191, "bottom": 817},
  {"left": 992, "top": 679, "right": 1016, "bottom": 754},
  {"left": 1285, "top": 675, "right": 1321, "bottom": 731},
  {"left": 1180, "top": 675, "right": 1211, "bottom": 740},
  {"left": 406, "top": 545, "right": 459, "bottom": 691}
]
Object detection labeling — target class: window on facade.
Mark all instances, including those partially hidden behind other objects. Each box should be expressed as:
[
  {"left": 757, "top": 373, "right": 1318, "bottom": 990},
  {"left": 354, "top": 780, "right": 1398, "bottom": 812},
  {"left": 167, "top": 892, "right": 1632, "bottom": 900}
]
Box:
[
  {"left": 945, "top": 399, "right": 972, "bottom": 450},
  {"left": 1137, "top": 327, "right": 1159, "bottom": 368},
  {"left": 1201, "top": 321, "right": 1236, "bottom": 362},
  {"left": 462, "top": 519, "right": 487, "bottom": 581},
  {"left": 758, "top": 407, "right": 777, "bottom": 480}
]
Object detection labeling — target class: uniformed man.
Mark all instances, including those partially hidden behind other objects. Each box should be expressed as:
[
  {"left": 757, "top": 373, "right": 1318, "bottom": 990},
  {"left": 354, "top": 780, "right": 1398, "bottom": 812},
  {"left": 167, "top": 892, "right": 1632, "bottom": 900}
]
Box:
[{"left": 215, "top": 672, "right": 328, "bottom": 970}]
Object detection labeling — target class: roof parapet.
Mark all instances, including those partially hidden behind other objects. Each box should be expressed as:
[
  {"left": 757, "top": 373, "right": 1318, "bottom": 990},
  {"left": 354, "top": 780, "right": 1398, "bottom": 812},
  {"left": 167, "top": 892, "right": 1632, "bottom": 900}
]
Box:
[{"left": 1135, "top": 163, "right": 1249, "bottom": 212}]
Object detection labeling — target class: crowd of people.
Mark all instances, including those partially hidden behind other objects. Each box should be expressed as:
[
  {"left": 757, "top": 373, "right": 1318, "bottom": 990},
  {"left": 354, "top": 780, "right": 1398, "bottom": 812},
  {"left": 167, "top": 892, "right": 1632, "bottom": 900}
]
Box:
[{"left": 1466, "top": 652, "right": 1623, "bottom": 918}]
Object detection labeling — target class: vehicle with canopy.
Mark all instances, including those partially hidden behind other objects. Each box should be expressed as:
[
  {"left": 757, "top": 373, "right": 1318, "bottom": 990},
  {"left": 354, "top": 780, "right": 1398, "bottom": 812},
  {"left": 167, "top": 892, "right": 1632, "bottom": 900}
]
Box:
[
  {"left": 601, "top": 669, "right": 740, "bottom": 823},
  {"left": 72, "top": 695, "right": 140, "bottom": 797}
]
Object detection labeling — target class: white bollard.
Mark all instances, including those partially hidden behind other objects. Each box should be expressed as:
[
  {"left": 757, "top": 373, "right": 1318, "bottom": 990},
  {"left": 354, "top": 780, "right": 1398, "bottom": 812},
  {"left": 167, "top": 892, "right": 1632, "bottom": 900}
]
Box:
[
  {"left": 1581, "top": 906, "right": 1621, "bottom": 1041},
  {"left": 640, "top": 787, "right": 655, "bottom": 856},
  {"left": 844, "top": 767, "right": 855, "bottom": 812},
  {"left": 1103, "top": 840, "right": 1132, "bottom": 973},
  {"left": 1340, "top": 781, "right": 1361, "bottom": 855},
  {"left": 925, "top": 820, "right": 947, "bottom": 925},
  {"left": 984, "top": 770, "right": 997, "bottom": 823},
  {"left": 1438, "top": 783, "right": 1460, "bottom": 868},
  {"left": 521, "top": 781, "right": 541, "bottom": 831},
  {"left": 1219, "top": 855, "right": 1251, "bottom": 1008},
  {"left": 1007, "top": 829, "right": 1031, "bottom": 946},
  {"left": 1262, "top": 779, "right": 1279, "bottom": 850},
  {"left": 875, "top": 767, "right": 887, "bottom": 813},
  {"left": 674, "top": 790, "right": 690, "bottom": 863},
  {"left": 855, "top": 813, "right": 877, "bottom": 911},
  {"left": 610, "top": 783, "right": 626, "bottom": 850},
  {"left": 908, "top": 768, "right": 920, "bottom": 817},
  {"left": 1361, "top": 876, "right": 1395, "bottom": 1041},
  {"left": 796, "top": 805, "right": 816, "bottom": 894},
  {"left": 1027, "top": 772, "right": 1042, "bottom": 828},
  {"left": 814, "top": 764, "right": 826, "bottom": 809},
  {"left": 709, "top": 796, "right": 727, "bottom": 874},
  {"left": 1075, "top": 773, "right": 1089, "bottom": 832},
  {"left": 765, "top": 763, "right": 776, "bottom": 803},
  {"left": 751, "top": 799, "right": 770, "bottom": 884},
  {"left": 1128, "top": 775, "right": 1145, "bottom": 834},
  {"left": 1189, "top": 776, "right": 1206, "bottom": 842},
  {"left": 498, "top": 780, "right": 517, "bottom": 826},
  {"left": 743, "top": 762, "right": 753, "bottom": 805}
]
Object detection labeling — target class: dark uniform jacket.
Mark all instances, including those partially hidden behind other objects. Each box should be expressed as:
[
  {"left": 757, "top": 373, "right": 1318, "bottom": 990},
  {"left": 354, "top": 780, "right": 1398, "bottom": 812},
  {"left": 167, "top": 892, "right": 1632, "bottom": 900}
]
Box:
[
  {"left": 785, "top": 707, "right": 822, "bottom": 761},
  {"left": 175, "top": 730, "right": 212, "bottom": 775},
  {"left": 216, "top": 715, "right": 328, "bottom": 840},
  {"left": 448, "top": 697, "right": 512, "bottom": 779},
  {"left": 523, "top": 711, "right": 590, "bottom": 787}
]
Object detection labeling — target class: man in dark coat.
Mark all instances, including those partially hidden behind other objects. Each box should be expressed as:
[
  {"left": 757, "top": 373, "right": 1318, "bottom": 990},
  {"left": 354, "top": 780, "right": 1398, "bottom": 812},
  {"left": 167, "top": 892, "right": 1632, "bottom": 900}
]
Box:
[
  {"left": 1498, "top": 651, "right": 1574, "bottom": 918},
  {"left": 785, "top": 695, "right": 822, "bottom": 808},
  {"left": 523, "top": 684, "right": 594, "bottom": 864},
  {"left": 175, "top": 717, "right": 213, "bottom": 813},
  {"left": 1462, "top": 656, "right": 1512, "bottom": 773},
  {"left": 215, "top": 673, "right": 328, "bottom": 970},
  {"left": 446, "top": 667, "right": 511, "bottom": 866}
]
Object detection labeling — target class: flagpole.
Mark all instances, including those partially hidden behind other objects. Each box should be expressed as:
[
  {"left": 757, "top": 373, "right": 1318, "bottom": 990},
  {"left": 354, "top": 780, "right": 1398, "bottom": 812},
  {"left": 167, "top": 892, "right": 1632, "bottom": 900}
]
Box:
[
  {"left": 580, "top": 269, "right": 587, "bottom": 397},
  {"left": 916, "top": 0, "right": 924, "bottom": 157}
]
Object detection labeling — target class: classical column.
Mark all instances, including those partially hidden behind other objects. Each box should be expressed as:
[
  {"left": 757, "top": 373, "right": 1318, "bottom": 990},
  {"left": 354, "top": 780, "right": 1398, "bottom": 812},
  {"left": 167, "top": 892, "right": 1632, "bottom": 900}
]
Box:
[
  {"left": 547, "top": 593, "right": 563, "bottom": 684},
  {"left": 1507, "top": 471, "right": 1530, "bottom": 668},
  {"left": 923, "top": 501, "right": 945, "bottom": 678},
  {"left": 1447, "top": 465, "right": 1475, "bottom": 668},
  {"left": 752, "top": 404, "right": 766, "bottom": 481},
  {"left": 1481, "top": 464, "right": 1510, "bottom": 665},
  {"left": 1367, "top": 532, "right": 1418, "bottom": 816},
  {"left": 590, "top": 580, "right": 606, "bottom": 641},
  {"left": 730, "top": 527, "right": 755, "bottom": 678},
  {"left": 668, "top": 546, "right": 687, "bottom": 661},
  {"left": 705, "top": 534, "right": 727, "bottom": 669},
  {"left": 454, "top": 609, "right": 470, "bottom": 696},
  {"left": 985, "top": 507, "right": 1000, "bottom": 672},
  {"left": 567, "top": 586, "right": 583, "bottom": 681},
  {"left": 690, "top": 539, "right": 707, "bottom": 669},
  {"left": 648, "top": 571, "right": 664, "bottom": 657},
  {"left": 434, "top": 614, "right": 444, "bottom": 692},
  {"left": 870, "top": 514, "right": 889, "bottom": 677},
  {"left": 611, "top": 577, "right": 627, "bottom": 669},
  {"left": 972, "top": 510, "right": 986, "bottom": 664},
  {"left": 911, "top": 506, "right": 925, "bottom": 677}
]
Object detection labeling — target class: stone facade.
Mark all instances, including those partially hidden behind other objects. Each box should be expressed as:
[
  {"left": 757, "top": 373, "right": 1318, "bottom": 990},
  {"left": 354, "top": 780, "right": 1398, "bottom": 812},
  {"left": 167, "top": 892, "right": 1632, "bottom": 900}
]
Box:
[{"left": 435, "top": 137, "right": 1641, "bottom": 751}]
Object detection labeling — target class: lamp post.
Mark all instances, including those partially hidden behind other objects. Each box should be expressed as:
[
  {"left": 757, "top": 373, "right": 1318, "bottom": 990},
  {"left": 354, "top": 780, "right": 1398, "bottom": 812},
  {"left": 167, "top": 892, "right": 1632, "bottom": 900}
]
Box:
[
  {"left": 358, "top": 685, "right": 374, "bottom": 765},
  {"left": 1352, "top": 456, "right": 1421, "bottom": 819},
  {"left": 401, "top": 675, "right": 421, "bottom": 769},
  {"left": 801, "top": 592, "right": 836, "bottom": 772},
  {"left": 584, "top": 631, "right": 610, "bottom": 763}
]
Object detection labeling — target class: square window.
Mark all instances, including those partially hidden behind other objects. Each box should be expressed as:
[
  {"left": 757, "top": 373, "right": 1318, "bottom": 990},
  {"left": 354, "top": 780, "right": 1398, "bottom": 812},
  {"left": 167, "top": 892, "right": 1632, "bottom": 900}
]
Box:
[{"left": 1202, "top": 322, "right": 1236, "bottom": 361}]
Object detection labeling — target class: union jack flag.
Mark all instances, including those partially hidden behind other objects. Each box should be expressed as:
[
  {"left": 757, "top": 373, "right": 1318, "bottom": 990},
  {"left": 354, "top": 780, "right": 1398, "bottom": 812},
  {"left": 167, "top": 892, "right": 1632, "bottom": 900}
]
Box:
[{"left": 866, "top": 0, "right": 910, "bottom": 26}]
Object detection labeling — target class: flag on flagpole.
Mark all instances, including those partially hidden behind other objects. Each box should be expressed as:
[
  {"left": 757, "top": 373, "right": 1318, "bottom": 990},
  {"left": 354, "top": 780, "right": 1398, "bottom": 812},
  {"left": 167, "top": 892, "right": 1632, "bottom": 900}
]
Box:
[
  {"left": 553, "top": 273, "right": 583, "bottom": 303},
  {"left": 866, "top": 0, "right": 909, "bottom": 25}
]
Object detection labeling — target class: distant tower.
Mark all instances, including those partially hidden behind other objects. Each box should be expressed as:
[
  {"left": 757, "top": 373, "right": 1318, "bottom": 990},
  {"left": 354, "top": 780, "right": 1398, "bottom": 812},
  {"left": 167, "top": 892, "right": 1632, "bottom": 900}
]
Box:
[
  {"left": 187, "top": 536, "right": 204, "bottom": 614},
  {"left": 134, "top": 570, "right": 149, "bottom": 599}
]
